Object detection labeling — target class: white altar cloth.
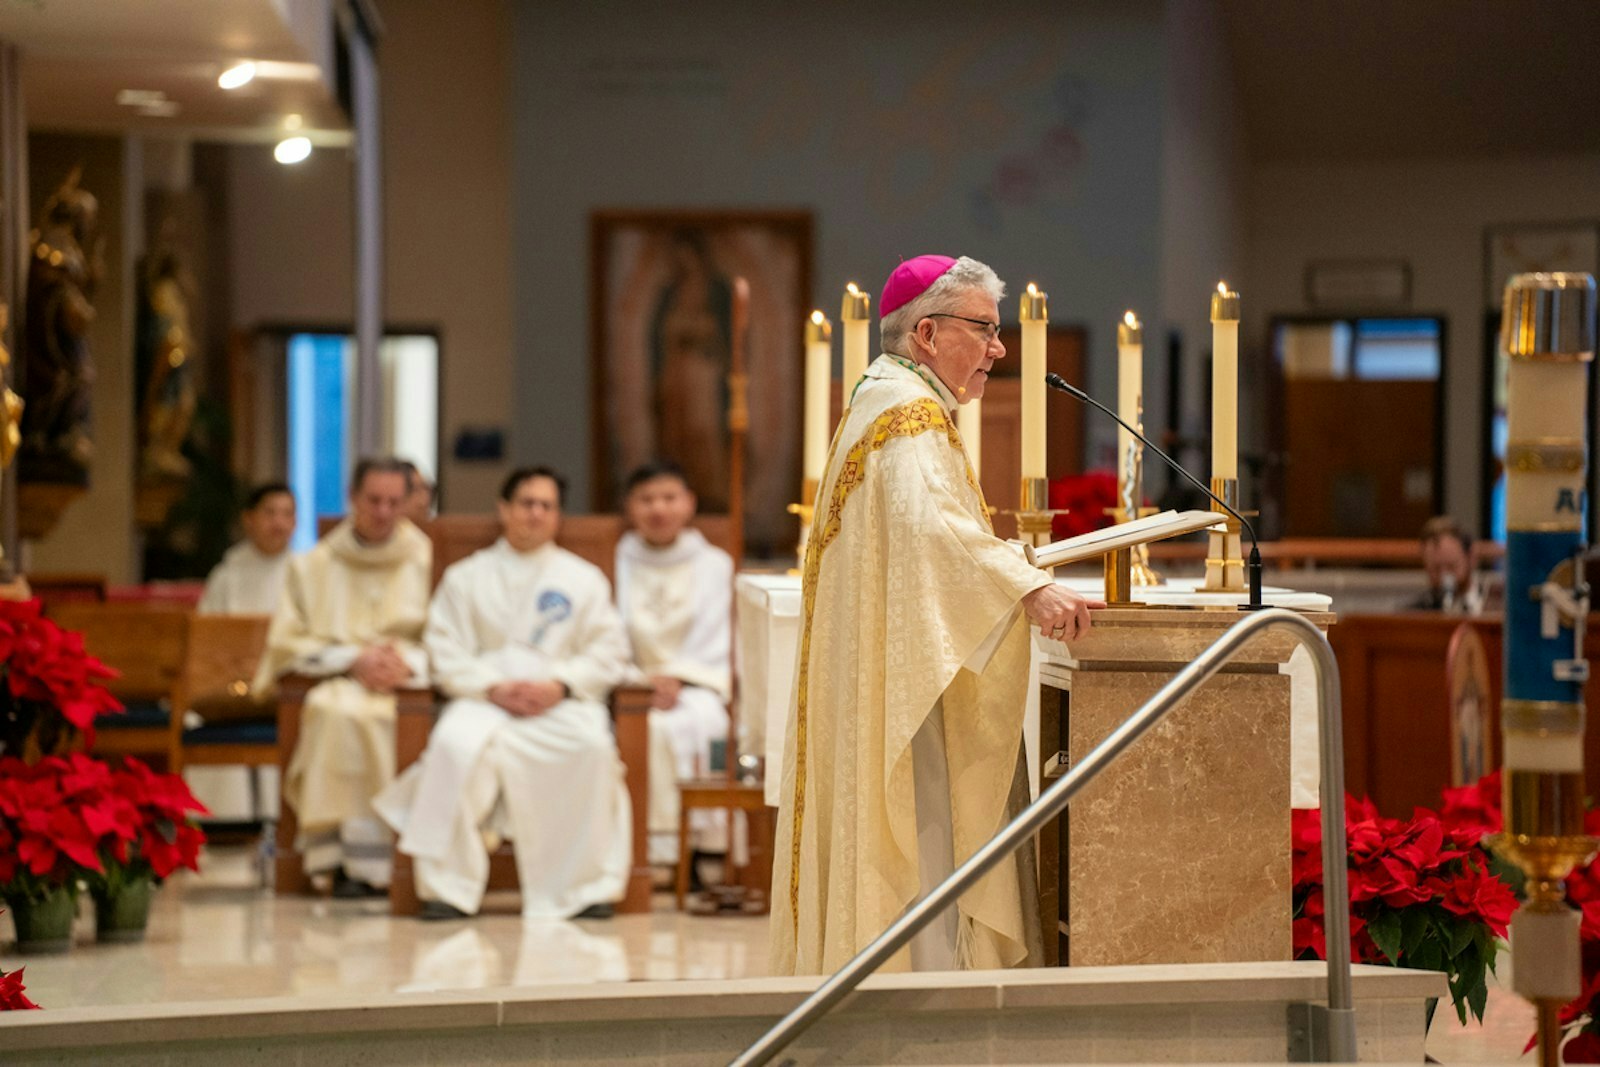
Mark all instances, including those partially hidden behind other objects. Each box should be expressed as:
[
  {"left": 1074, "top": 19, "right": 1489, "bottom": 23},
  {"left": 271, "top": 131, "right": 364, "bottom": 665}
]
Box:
[{"left": 734, "top": 571, "right": 1333, "bottom": 810}]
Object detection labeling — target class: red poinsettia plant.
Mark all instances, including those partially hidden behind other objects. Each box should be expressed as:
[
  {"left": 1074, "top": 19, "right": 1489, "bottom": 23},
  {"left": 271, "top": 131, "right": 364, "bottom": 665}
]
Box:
[
  {"left": 0, "top": 753, "right": 205, "bottom": 905},
  {"left": 1048, "top": 471, "right": 1123, "bottom": 540},
  {"left": 0, "top": 906, "right": 39, "bottom": 1010},
  {"left": 0, "top": 599, "right": 123, "bottom": 757},
  {"left": 95, "top": 757, "right": 207, "bottom": 888},
  {"left": 0, "top": 753, "right": 120, "bottom": 904},
  {"left": 1291, "top": 780, "right": 1519, "bottom": 1027}
]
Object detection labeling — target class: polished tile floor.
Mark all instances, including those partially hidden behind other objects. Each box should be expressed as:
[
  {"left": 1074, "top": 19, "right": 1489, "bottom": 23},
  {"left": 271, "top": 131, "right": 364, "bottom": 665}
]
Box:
[{"left": 1, "top": 846, "right": 1536, "bottom": 1062}]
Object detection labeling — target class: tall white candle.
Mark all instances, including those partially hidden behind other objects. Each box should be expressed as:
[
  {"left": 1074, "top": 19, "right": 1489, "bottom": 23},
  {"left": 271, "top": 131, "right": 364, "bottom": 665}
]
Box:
[
  {"left": 840, "top": 283, "right": 870, "bottom": 408},
  {"left": 1116, "top": 311, "right": 1143, "bottom": 493},
  {"left": 803, "top": 310, "right": 832, "bottom": 482},
  {"left": 1210, "top": 282, "right": 1240, "bottom": 481},
  {"left": 958, "top": 398, "right": 982, "bottom": 479},
  {"left": 1020, "top": 283, "right": 1048, "bottom": 479}
]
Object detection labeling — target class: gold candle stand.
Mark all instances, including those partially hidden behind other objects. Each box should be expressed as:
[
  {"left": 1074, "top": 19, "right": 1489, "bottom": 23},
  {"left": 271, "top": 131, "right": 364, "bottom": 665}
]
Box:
[
  {"left": 786, "top": 477, "right": 818, "bottom": 572},
  {"left": 1007, "top": 476, "right": 1067, "bottom": 555},
  {"left": 1199, "top": 477, "right": 1247, "bottom": 593}
]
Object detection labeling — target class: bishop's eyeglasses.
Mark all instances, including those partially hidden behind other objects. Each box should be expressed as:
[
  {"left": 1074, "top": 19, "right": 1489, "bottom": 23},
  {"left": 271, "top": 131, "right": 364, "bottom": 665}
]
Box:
[{"left": 926, "top": 313, "right": 1001, "bottom": 344}]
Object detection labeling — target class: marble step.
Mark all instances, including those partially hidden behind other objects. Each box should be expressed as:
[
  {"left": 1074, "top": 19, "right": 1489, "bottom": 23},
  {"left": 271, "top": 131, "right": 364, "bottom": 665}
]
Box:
[{"left": 0, "top": 959, "right": 1443, "bottom": 1066}]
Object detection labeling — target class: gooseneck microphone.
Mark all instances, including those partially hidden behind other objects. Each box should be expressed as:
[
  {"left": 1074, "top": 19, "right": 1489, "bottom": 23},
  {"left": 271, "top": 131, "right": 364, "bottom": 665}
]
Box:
[{"left": 1044, "top": 371, "right": 1263, "bottom": 609}]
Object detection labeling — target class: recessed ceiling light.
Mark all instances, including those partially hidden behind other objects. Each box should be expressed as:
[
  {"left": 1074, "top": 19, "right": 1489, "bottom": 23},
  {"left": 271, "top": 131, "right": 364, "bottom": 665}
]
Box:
[
  {"left": 116, "top": 89, "right": 168, "bottom": 107},
  {"left": 218, "top": 61, "right": 257, "bottom": 90},
  {"left": 274, "top": 136, "right": 312, "bottom": 165}
]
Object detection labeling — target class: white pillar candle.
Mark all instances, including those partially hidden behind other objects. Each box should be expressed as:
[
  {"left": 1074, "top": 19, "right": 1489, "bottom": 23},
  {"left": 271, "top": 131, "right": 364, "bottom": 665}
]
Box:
[
  {"left": 1116, "top": 311, "right": 1143, "bottom": 491},
  {"left": 958, "top": 397, "right": 982, "bottom": 479},
  {"left": 840, "top": 283, "right": 870, "bottom": 408},
  {"left": 1210, "top": 283, "right": 1240, "bottom": 482},
  {"left": 803, "top": 311, "right": 832, "bottom": 481},
  {"left": 1020, "top": 283, "right": 1048, "bottom": 480}
]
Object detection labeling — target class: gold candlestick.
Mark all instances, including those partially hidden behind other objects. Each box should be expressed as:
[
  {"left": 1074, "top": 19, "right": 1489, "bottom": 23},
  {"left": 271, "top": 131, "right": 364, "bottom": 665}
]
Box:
[
  {"left": 786, "top": 477, "right": 819, "bottom": 571},
  {"left": 1199, "top": 477, "right": 1246, "bottom": 592},
  {"left": 1007, "top": 477, "right": 1068, "bottom": 562}
]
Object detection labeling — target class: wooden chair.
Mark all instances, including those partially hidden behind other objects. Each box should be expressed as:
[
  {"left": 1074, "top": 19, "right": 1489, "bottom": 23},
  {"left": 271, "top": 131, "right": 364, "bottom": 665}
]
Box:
[
  {"left": 272, "top": 674, "right": 436, "bottom": 895},
  {"left": 48, "top": 601, "right": 190, "bottom": 768},
  {"left": 176, "top": 614, "right": 275, "bottom": 771}
]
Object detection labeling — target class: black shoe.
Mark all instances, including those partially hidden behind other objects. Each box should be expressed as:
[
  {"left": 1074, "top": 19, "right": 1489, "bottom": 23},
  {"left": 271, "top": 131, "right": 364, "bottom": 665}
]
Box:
[
  {"left": 574, "top": 902, "right": 615, "bottom": 920},
  {"left": 419, "top": 900, "right": 471, "bottom": 921},
  {"left": 332, "top": 870, "right": 386, "bottom": 900}
]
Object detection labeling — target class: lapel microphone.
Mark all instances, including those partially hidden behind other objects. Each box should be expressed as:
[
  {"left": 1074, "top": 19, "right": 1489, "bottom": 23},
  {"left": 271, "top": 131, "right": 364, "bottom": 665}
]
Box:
[{"left": 1044, "top": 372, "right": 1263, "bottom": 610}]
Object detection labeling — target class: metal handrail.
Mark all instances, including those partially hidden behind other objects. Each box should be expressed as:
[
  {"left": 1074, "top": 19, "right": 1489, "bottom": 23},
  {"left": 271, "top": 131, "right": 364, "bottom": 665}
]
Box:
[{"left": 731, "top": 608, "right": 1355, "bottom": 1067}]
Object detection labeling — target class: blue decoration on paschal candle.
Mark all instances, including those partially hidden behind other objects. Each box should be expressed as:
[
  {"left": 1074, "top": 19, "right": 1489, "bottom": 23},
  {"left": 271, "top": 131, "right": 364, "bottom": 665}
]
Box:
[{"left": 1505, "top": 528, "right": 1587, "bottom": 705}]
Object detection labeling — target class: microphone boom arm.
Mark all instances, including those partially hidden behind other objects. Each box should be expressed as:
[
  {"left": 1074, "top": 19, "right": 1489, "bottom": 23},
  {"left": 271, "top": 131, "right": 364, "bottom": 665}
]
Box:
[{"left": 1044, "top": 372, "right": 1263, "bottom": 609}]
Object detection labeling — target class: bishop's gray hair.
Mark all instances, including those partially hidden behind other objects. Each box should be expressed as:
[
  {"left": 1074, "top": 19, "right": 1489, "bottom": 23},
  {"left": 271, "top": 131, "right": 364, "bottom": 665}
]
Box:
[{"left": 879, "top": 256, "right": 1007, "bottom": 357}]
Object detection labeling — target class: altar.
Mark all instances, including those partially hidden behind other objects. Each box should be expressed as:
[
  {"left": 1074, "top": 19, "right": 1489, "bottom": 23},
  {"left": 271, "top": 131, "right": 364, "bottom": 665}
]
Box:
[{"left": 734, "top": 569, "right": 1333, "bottom": 967}]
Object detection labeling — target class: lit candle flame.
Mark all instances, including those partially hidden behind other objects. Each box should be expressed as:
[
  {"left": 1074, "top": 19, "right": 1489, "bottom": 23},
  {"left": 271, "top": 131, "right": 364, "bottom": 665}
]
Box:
[
  {"left": 810, "top": 310, "right": 825, "bottom": 325},
  {"left": 1217, "top": 281, "right": 1231, "bottom": 295},
  {"left": 846, "top": 282, "right": 859, "bottom": 295},
  {"left": 1027, "top": 282, "right": 1039, "bottom": 296},
  {"left": 1123, "top": 310, "right": 1139, "bottom": 328}
]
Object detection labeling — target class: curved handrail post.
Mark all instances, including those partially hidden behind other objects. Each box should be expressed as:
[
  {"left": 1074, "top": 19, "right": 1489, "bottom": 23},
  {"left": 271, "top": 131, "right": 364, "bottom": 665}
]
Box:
[{"left": 730, "top": 608, "right": 1353, "bottom": 1067}]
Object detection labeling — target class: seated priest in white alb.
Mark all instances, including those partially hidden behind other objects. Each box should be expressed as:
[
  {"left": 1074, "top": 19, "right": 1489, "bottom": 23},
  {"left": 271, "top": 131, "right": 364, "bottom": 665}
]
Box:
[
  {"left": 771, "top": 255, "right": 1101, "bottom": 975},
  {"left": 198, "top": 482, "right": 297, "bottom": 615},
  {"left": 375, "top": 466, "right": 633, "bottom": 922},
  {"left": 188, "top": 481, "right": 297, "bottom": 823},
  {"left": 254, "top": 457, "right": 432, "bottom": 898},
  {"left": 615, "top": 460, "right": 733, "bottom": 867}
]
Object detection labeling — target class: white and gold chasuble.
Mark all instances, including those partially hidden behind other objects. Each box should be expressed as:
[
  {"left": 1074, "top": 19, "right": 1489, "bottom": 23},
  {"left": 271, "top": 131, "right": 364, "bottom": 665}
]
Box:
[
  {"left": 255, "top": 519, "right": 432, "bottom": 872},
  {"left": 771, "top": 355, "right": 1054, "bottom": 975}
]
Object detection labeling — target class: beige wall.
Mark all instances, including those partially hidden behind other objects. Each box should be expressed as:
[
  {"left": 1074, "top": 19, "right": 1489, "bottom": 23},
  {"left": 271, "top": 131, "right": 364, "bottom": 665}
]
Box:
[
  {"left": 24, "top": 134, "right": 136, "bottom": 583},
  {"left": 1157, "top": 0, "right": 1248, "bottom": 487},
  {"left": 1244, "top": 152, "right": 1600, "bottom": 529},
  {"left": 227, "top": 0, "right": 513, "bottom": 511}
]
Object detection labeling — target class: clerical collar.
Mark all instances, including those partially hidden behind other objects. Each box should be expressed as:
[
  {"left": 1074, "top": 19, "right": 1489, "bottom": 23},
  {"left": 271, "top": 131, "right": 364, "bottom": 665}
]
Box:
[
  {"left": 619, "top": 528, "right": 705, "bottom": 567},
  {"left": 881, "top": 354, "right": 959, "bottom": 410}
]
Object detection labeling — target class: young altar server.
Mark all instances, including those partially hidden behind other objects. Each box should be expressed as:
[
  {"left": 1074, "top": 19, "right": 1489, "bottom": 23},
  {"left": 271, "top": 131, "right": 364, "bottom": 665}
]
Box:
[
  {"left": 255, "top": 457, "right": 432, "bottom": 897},
  {"left": 772, "top": 255, "right": 1101, "bottom": 975},
  {"left": 198, "top": 482, "right": 297, "bottom": 616},
  {"left": 615, "top": 460, "right": 733, "bottom": 865},
  {"left": 375, "top": 466, "right": 633, "bottom": 921}
]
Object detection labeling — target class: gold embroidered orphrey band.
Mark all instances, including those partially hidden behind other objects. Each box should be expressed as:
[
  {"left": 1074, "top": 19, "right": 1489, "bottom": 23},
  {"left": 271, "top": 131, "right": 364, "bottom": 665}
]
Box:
[{"left": 788, "top": 396, "right": 990, "bottom": 932}]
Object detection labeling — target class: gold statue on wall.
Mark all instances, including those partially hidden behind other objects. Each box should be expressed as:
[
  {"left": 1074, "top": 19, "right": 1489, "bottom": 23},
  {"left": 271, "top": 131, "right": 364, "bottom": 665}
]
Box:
[
  {"left": 133, "top": 218, "right": 197, "bottom": 527},
  {"left": 19, "top": 166, "right": 100, "bottom": 486}
]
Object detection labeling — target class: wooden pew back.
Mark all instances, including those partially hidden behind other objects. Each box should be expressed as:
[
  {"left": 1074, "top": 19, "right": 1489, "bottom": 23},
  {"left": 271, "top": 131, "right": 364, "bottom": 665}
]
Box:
[
  {"left": 178, "top": 614, "right": 272, "bottom": 723},
  {"left": 49, "top": 601, "right": 190, "bottom": 703},
  {"left": 422, "top": 513, "right": 734, "bottom": 586}
]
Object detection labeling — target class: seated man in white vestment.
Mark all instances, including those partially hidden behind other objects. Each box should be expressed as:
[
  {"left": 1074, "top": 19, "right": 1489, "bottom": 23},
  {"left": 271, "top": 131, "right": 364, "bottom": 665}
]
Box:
[
  {"left": 197, "top": 482, "right": 296, "bottom": 616},
  {"left": 255, "top": 457, "right": 432, "bottom": 897},
  {"left": 615, "top": 460, "right": 733, "bottom": 867},
  {"left": 375, "top": 466, "right": 633, "bottom": 921},
  {"left": 189, "top": 481, "right": 297, "bottom": 821}
]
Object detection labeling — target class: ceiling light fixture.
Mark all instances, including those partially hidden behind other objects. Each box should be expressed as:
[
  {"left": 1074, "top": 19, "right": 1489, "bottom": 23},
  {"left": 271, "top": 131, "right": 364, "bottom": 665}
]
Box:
[
  {"left": 274, "top": 136, "right": 312, "bottom": 165},
  {"left": 218, "top": 61, "right": 257, "bottom": 90},
  {"left": 116, "top": 89, "right": 168, "bottom": 107}
]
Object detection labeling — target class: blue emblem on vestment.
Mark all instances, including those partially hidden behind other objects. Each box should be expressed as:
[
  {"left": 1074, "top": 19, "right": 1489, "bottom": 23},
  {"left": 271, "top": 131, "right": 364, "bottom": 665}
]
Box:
[{"left": 529, "top": 589, "right": 572, "bottom": 646}]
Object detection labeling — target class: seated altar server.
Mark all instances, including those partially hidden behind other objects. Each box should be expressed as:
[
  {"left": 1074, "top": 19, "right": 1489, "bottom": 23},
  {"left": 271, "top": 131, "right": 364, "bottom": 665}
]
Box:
[
  {"left": 772, "top": 255, "right": 1102, "bottom": 976},
  {"left": 616, "top": 460, "right": 733, "bottom": 865},
  {"left": 198, "top": 482, "right": 296, "bottom": 616},
  {"left": 255, "top": 457, "right": 432, "bottom": 897},
  {"left": 375, "top": 466, "right": 633, "bottom": 921}
]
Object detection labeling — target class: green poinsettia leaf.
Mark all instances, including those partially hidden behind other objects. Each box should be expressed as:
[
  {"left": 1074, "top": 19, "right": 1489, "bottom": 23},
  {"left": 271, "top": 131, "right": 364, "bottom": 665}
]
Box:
[
  {"left": 1411, "top": 939, "right": 1445, "bottom": 973},
  {"left": 1467, "top": 970, "right": 1489, "bottom": 1024},
  {"left": 1401, "top": 907, "right": 1431, "bottom": 955},
  {"left": 1368, "top": 910, "right": 1403, "bottom": 963},
  {"left": 1447, "top": 918, "right": 1476, "bottom": 959}
]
